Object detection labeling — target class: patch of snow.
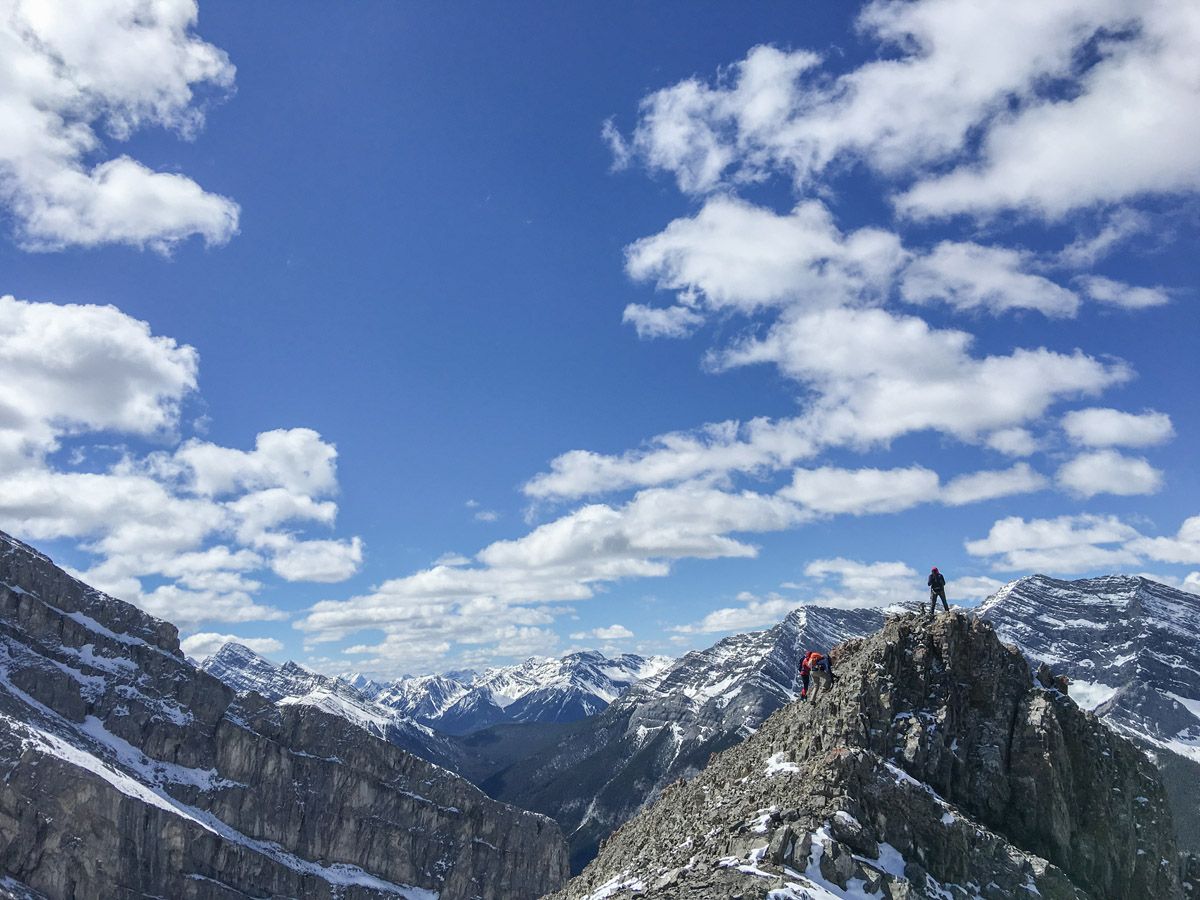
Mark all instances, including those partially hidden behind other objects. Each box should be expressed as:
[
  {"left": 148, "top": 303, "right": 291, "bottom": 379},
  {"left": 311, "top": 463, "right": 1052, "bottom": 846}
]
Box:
[
  {"left": 765, "top": 752, "right": 800, "bottom": 777},
  {"left": 1070, "top": 681, "right": 1120, "bottom": 711},
  {"left": 579, "top": 873, "right": 646, "bottom": 900}
]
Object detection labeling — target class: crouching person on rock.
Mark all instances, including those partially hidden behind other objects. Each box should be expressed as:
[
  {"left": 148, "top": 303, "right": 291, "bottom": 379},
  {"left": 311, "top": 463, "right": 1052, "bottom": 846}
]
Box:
[{"left": 800, "top": 650, "right": 835, "bottom": 701}]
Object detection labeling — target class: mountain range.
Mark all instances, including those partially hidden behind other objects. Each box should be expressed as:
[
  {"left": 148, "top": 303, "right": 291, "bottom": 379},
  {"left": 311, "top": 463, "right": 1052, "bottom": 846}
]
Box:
[{"left": 482, "top": 605, "right": 887, "bottom": 871}]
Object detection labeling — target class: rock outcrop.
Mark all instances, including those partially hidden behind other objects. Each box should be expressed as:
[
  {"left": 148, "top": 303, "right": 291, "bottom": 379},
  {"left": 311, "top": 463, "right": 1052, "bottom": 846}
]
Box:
[
  {"left": 551, "top": 612, "right": 1188, "bottom": 899},
  {"left": 978, "top": 573, "right": 1200, "bottom": 852},
  {"left": 0, "top": 530, "right": 569, "bottom": 899}
]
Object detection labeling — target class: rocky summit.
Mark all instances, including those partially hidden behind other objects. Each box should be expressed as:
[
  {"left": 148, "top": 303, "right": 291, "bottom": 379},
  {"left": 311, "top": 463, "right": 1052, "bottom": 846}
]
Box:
[
  {"left": 550, "top": 611, "right": 1193, "bottom": 900},
  {"left": 0, "top": 530, "right": 568, "bottom": 899}
]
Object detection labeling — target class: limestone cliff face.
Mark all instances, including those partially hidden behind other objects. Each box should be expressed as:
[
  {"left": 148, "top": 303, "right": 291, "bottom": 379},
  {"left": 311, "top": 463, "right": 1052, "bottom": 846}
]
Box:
[
  {"left": 551, "top": 612, "right": 1190, "bottom": 900},
  {"left": 0, "top": 530, "right": 568, "bottom": 899}
]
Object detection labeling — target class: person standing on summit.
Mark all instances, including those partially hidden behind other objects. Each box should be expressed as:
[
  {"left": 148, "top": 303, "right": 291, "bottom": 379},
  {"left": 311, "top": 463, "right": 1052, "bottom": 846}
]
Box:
[{"left": 928, "top": 566, "right": 949, "bottom": 616}]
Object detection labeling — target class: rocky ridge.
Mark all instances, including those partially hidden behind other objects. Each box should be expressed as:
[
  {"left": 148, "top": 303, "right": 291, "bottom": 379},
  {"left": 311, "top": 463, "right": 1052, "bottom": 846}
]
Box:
[
  {"left": 485, "top": 606, "right": 885, "bottom": 871},
  {"left": 0, "top": 530, "right": 568, "bottom": 899},
  {"left": 551, "top": 612, "right": 1191, "bottom": 900}
]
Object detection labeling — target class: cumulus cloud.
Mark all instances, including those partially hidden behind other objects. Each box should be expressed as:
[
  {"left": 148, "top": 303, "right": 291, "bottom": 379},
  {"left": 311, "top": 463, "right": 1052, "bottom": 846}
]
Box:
[
  {"left": 1061, "top": 408, "right": 1174, "bottom": 447},
  {"left": 900, "top": 242, "right": 1079, "bottom": 317},
  {"left": 625, "top": 197, "right": 906, "bottom": 314},
  {"left": 296, "top": 482, "right": 807, "bottom": 668},
  {"left": 609, "top": 1, "right": 1200, "bottom": 220},
  {"left": 782, "top": 466, "right": 937, "bottom": 516},
  {"left": 965, "top": 514, "right": 1143, "bottom": 572},
  {"left": 714, "top": 306, "right": 1129, "bottom": 448},
  {"left": 984, "top": 428, "right": 1040, "bottom": 457},
  {"left": 527, "top": 306, "right": 1124, "bottom": 503},
  {"left": 1056, "top": 450, "right": 1163, "bottom": 498},
  {"left": 171, "top": 429, "right": 340, "bottom": 497},
  {"left": 670, "top": 591, "right": 800, "bottom": 634},
  {"left": 524, "top": 418, "right": 818, "bottom": 501},
  {"left": 1129, "top": 515, "right": 1200, "bottom": 564},
  {"left": 180, "top": 632, "right": 284, "bottom": 661},
  {"left": 0, "top": 294, "right": 198, "bottom": 468},
  {"left": 0, "top": 0, "right": 239, "bottom": 250},
  {"left": 570, "top": 624, "right": 634, "bottom": 641},
  {"left": 899, "top": 0, "right": 1200, "bottom": 219},
  {"left": 268, "top": 537, "right": 364, "bottom": 583},
  {"left": 1077, "top": 276, "right": 1172, "bottom": 310},
  {"left": 0, "top": 297, "right": 362, "bottom": 632},
  {"left": 802, "top": 558, "right": 921, "bottom": 608},
  {"left": 781, "top": 462, "right": 1045, "bottom": 516}
]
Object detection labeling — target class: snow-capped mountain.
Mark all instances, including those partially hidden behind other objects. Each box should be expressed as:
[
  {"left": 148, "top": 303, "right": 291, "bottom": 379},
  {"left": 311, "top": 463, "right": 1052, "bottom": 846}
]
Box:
[
  {"left": 384, "top": 651, "right": 674, "bottom": 735},
  {"left": 484, "top": 605, "right": 885, "bottom": 871},
  {"left": 0, "top": 528, "right": 569, "bottom": 898},
  {"left": 977, "top": 573, "right": 1200, "bottom": 851},
  {"left": 201, "top": 642, "right": 461, "bottom": 767}
]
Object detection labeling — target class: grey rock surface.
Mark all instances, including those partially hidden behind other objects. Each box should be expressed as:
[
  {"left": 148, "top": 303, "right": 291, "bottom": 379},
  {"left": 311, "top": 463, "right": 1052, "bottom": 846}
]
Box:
[
  {"left": 549, "top": 612, "right": 1188, "bottom": 900},
  {"left": 977, "top": 574, "right": 1200, "bottom": 852},
  {"left": 0, "top": 530, "right": 569, "bottom": 899}
]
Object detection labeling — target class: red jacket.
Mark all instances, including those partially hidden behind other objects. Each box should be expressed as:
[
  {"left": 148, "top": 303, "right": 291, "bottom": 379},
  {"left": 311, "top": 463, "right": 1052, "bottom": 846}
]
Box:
[{"left": 800, "top": 651, "right": 830, "bottom": 676}]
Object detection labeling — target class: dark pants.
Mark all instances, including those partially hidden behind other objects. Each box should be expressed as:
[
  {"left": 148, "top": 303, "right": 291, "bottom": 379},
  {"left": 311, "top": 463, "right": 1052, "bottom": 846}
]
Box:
[{"left": 929, "top": 587, "right": 948, "bottom": 615}]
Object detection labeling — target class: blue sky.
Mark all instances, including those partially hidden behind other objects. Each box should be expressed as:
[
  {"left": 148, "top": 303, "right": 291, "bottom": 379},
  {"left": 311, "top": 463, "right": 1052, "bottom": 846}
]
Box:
[{"left": 1, "top": 0, "right": 1197, "bottom": 675}]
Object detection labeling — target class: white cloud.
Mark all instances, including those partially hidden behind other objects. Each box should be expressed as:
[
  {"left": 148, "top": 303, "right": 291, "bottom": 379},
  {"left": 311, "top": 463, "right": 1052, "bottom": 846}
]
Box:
[
  {"left": 942, "top": 463, "right": 1049, "bottom": 506},
  {"left": 0, "top": 0, "right": 239, "bottom": 250},
  {"left": 803, "top": 558, "right": 919, "bottom": 607},
  {"left": 527, "top": 306, "right": 1124, "bottom": 503},
  {"left": 985, "top": 428, "right": 1040, "bottom": 457},
  {"left": 670, "top": 591, "right": 800, "bottom": 634},
  {"left": 625, "top": 196, "right": 906, "bottom": 315},
  {"left": 1056, "top": 449, "right": 1163, "bottom": 498},
  {"left": 524, "top": 417, "right": 818, "bottom": 500},
  {"left": 297, "top": 482, "right": 806, "bottom": 665},
  {"left": 570, "top": 624, "right": 634, "bottom": 641},
  {"left": 473, "top": 509, "right": 499, "bottom": 523},
  {"left": 612, "top": 2, "right": 1200, "bottom": 221},
  {"left": 900, "top": 242, "right": 1079, "bottom": 317},
  {"left": 127, "top": 583, "right": 288, "bottom": 630},
  {"left": 269, "top": 537, "right": 364, "bottom": 583},
  {"left": 781, "top": 466, "right": 937, "bottom": 515},
  {"left": 180, "top": 632, "right": 283, "bottom": 661},
  {"left": 965, "top": 514, "right": 1143, "bottom": 572},
  {"left": 0, "top": 295, "right": 198, "bottom": 468},
  {"left": 714, "top": 306, "right": 1129, "bottom": 447},
  {"left": 1061, "top": 408, "right": 1174, "bottom": 447},
  {"left": 1077, "top": 276, "right": 1172, "bottom": 310},
  {"left": 622, "top": 303, "right": 704, "bottom": 339},
  {"left": 1129, "top": 515, "right": 1200, "bottom": 564},
  {"left": 899, "top": 0, "right": 1200, "bottom": 218},
  {"left": 951, "top": 575, "right": 1007, "bottom": 600},
  {"left": 171, "top": 429, "right": 339, "bottom": 497}
]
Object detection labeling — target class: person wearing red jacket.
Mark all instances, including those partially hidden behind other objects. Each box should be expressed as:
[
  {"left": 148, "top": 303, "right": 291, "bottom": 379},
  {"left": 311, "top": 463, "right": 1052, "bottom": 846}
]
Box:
[{"left": 799, "top": 650, "right": 835, "bottom": 701}]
